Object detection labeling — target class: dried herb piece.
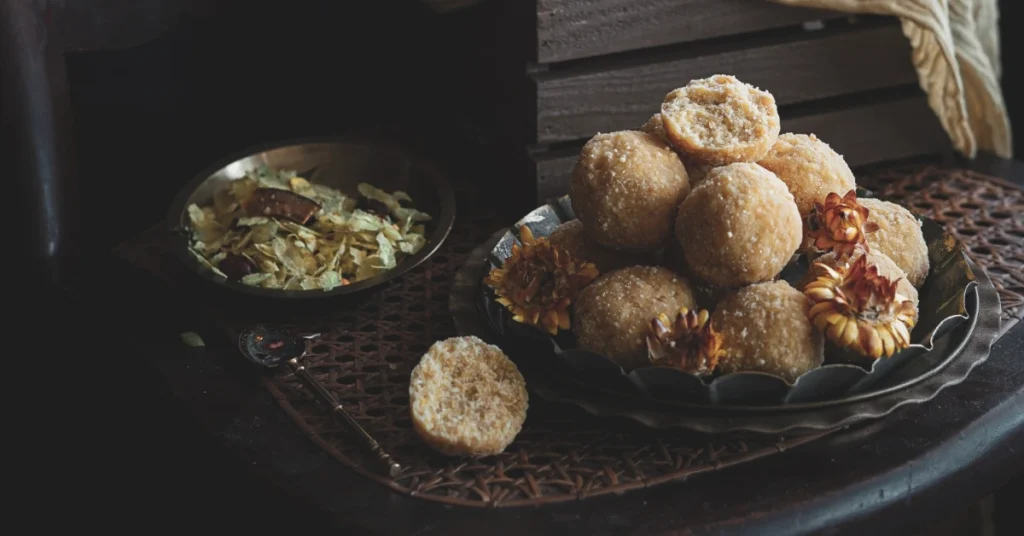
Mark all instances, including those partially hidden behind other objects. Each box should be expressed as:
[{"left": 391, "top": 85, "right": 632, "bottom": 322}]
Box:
[{"left": 242, "top": 188, "right": 322, "bottom": 225}]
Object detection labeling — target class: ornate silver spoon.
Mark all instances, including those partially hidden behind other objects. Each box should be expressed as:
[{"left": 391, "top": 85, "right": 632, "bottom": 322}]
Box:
[{"left": 237, "top": 325, "right": 402, "bottom": 477}]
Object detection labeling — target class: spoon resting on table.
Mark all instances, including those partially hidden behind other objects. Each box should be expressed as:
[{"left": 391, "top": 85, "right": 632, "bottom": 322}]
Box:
[{"left": 237, "top": 325, "right": 402, "bottom": 477}]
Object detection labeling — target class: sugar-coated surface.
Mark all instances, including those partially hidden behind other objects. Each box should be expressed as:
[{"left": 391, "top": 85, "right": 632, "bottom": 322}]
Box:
[
  {"left": 712, "top": 280, "right": 824, "bottom": 383},
  {"left": 860, "top": 198, "right": 931, "bottom": 288},
  {"left": 661, "top": 75, "right": 780, "bottom": 166},
  {"left": 409, "top": 336, "right": 528, "bottom": 456},
  {"left": 642, "top": 113, "right": 716, "bottom": 185},
  {"left": 807, "top": 249, "right": 920, "bottom": 309},
  {"left": 676, "top": 163, "right": 802, "bottom": 288},
  {"left": 573, "top": 266, "right": 696, "bottom": 370},
  {"left": 570, "top": 131, "right": 691, "bottom": 251},
  {"left": 757, "top": 133, "right": 857, "bottom": 218},
  {"left": 547, "top": 219, "right": 648, "bottom": 274}
]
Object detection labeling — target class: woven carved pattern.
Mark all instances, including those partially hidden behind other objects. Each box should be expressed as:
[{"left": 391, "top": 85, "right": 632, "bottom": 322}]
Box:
[
  {"left": 252, "top": 216, "right": 828, "bottom": 507},
  {"left": 862, "top": 166, "right": 1024, "bottom": 329},
  {"left": 115, "top": 165, "right": 1022, "bottom": 508}
]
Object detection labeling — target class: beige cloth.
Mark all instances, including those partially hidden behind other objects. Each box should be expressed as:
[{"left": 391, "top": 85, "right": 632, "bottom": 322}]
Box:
[{"left": 770, "top": 0, "right": 1011, "bottom": 158}]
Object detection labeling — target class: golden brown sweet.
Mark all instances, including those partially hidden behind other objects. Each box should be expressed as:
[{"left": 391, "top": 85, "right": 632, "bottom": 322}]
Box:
[
  {"left": 547, "top": 219, "right": 647, "bottom": 273},
  {"left": 675, "top": 163, "right": 802, "bottom": 288},
  {"left": 573, "top": 266, "right": 696, "bottom": 370},
  {"left": 409, "top": 336, "right": 528, "bottom": 456},
  {"left": 570, "top": 131, "right": 691, "bottom": 251},
  {"left": 757, "top": 133, "right": 857, "bottom": 219},
  {"left": 712, "top": 280, "right": 824, "bottom": 382},
  {"left": 660, "top": 75, "right": 780, "bottom": 166},
  {"left": 860, "top": 198, "right": 930, "bottom": 288},
  {"left": 803, "top": 252, "right": 919, "bottom": 359}
]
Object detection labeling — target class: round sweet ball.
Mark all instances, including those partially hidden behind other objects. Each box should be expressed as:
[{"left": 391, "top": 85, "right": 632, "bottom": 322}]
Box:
[
  {"left": 570, "top": 130, "right": 691, "bottom": 251},
  {"left": 756, "top": 133, "right": 857, "bottom": 219},
  {"left": 409, "top": 336, "right": 528, "bottom": 456},
  {"left": 547, "top": 219, "right": 648, "bottom": 274},
  {"left": 573, "top": 266, "right": 696, "bottom": 370},
  {"left": 675, "top": 163, "right": 802, "bottom": 288},
  {"left": 660, "top": 74, "right": 781, "bottom": 166},
  {"left": 860, "top": 198, "right": 930, "bottom": 288},
  {"left": 803, "top": 248, "right": 919, "bottom": 310},
  {"left": 712, "top": 280, "right": 824, "bottom": 383}
]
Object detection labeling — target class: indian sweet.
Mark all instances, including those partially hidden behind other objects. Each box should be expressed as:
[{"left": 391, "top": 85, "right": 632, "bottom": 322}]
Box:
[
  {"left": 675, "top": 163, "right": 802, "bottom": 288},
  {"left": 570, "top": 130, "right": 691, "bottom": 251}
]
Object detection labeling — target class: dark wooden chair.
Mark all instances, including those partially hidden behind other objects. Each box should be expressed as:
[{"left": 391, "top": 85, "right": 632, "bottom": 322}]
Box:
[{"left": 2, "top": 0, "right": 233, "bottom": 290}]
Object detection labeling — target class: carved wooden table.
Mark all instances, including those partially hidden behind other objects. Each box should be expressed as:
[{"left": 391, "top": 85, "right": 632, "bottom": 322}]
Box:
[{"left": 98, "top": 154, "right": 1024, "bottom": 535}]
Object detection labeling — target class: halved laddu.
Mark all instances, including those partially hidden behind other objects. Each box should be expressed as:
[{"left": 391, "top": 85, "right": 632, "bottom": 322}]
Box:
[
  {"left": 661, "top": 74, "right": 780, "bottom": 166},
  {"left": 409, "top": 336, "right": 528, "bottom": 456}
]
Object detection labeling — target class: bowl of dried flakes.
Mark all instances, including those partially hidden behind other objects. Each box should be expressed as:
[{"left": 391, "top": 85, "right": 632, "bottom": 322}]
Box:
[{"left": 166, "top": 136, "right": 456, "bottom": 300}]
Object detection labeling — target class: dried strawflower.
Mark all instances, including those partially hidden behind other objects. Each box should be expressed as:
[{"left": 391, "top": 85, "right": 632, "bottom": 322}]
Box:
[
  {"left": 646, "top": 307, "right": 723, "bottom": 375},
  {"left": 484, "top": 226, "right": 599, "bottom": 335},
  {"left": 804, "top": 255, "right": 918, "bottom": 358},
  {"left": 805, "top": 189, "right": 879, "bottom": 258}
]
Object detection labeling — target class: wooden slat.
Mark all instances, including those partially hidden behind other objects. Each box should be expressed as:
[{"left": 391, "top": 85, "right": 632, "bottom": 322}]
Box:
[
  {"left": 536, "top": 0, "right": 842, "bottom": 63},
  {"left": 534, "top": 24, "right": 917, "bottom": 143},
  {"left": 531, "top": 95, "right": 949, "bottom": 203}
]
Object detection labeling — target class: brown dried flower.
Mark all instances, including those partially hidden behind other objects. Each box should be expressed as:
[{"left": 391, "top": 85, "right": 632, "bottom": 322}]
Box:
[
  {"left": 646, "top": 307, "right": 724, "bottom": 375},
  {"left": 804, "top": 255, "right": 918, "bottom": 359},
  {"left": 805, "top": 190, "right": 880, "bottom": 258},
  {"left": 484, "top": 225, "right": 599, "bottom": 335}
]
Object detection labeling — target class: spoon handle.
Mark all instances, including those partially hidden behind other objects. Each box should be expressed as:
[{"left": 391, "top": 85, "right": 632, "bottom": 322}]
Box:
[{"left": 286, "top": 357, "right": 403, "bottom": 477}]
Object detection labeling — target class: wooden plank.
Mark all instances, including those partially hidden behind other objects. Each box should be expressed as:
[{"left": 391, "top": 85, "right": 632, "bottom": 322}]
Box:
[
  {"left": 536, "top": 0, "right": 843, "bottom": 63},
  {"left": 534, "top": 24, "right": 917, "bottom": 143},
  {"left": 531, "top": 95, "right": 950, "bottom": 203}
]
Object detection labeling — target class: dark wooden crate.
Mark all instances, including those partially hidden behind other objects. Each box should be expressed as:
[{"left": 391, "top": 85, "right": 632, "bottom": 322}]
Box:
[{"left": 453, "top": 0, "right": 952, "bottom": 206}]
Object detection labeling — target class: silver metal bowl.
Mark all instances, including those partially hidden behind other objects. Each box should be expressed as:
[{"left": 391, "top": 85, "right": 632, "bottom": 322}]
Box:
[{"left": 166, "top": 136, "right": 456, "bottom": 300}]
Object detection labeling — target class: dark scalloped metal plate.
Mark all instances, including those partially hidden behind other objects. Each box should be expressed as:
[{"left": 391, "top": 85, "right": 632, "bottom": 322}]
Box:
[{"left": 479, "top": 194, "right": 978, "bottom": 407}]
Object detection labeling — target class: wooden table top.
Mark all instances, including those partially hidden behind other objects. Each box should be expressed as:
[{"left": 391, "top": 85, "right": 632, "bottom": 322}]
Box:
[{"left": 82, "top": 154, "right": 1023, "bottom": 535}]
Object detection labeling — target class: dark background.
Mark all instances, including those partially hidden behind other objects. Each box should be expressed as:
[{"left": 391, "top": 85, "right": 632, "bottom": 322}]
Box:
[{"left": 51, "top": 0, "right": 1022, "bottom": 532}]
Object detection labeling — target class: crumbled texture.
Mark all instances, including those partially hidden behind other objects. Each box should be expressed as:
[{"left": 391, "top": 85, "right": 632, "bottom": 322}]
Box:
[
  {"left": 712, "top": 280, "right": 824, "bottom": 383},
  {"left": 805, "top": 249, "right": 920, "bottom": 310},
  {"left": 756, "top": 133, "right": 857, "bottom": 218},
  {"left": 860, "top": 198, "right": 931, "bottom": 288},
  {"left": 547, "top": 219, "right": 648, "bottom": 274},
  {"left": 409, "top": 336, "right": 528, "bottom": 456},
  {"left": 573, "top": 266, "right": 696, "bottom": 370},
  {"left": 570, "top": 131, "right": 691, "bottom": 251},
  {"left": 660, "top": 75, "right": 781, "bottom": 166},
  {"left": 675, "top": 163, "right": 802, "bottom": 288}
]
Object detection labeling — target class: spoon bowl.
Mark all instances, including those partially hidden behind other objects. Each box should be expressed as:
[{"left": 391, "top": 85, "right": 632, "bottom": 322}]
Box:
[{"left": 237, "top": 324, "right": 402, "bottom": 477}]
